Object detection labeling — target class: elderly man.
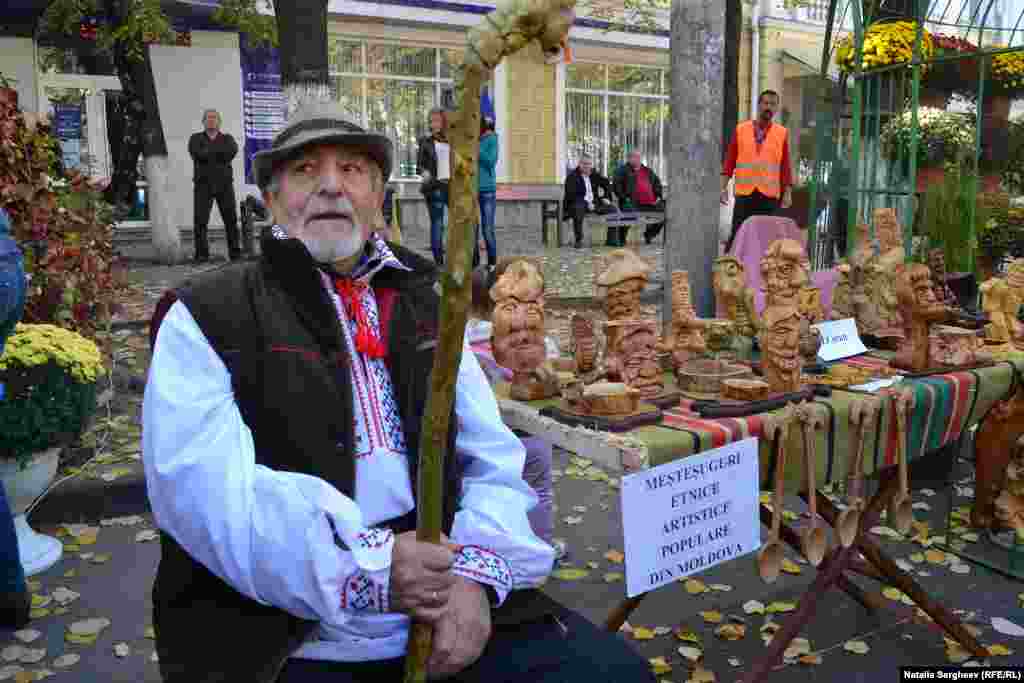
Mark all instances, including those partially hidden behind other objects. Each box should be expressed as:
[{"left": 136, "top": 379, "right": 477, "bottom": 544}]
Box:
[
  {"left": 144, "top": 103, "right": 653, "bottom": 683},
  {"left": 563, "top": 154, "right": 614, "bottom": 248},
  {"left": 612, "top": 150, "right": 664, "bottom": 245},
  {"left": 188, "top": 108, "right": 241, "bottom": 262}
]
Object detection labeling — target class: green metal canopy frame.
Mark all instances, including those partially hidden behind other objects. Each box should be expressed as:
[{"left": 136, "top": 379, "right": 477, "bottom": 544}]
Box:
[{"left": 807, "top": 0, "right": 1024, "bottom": 272}]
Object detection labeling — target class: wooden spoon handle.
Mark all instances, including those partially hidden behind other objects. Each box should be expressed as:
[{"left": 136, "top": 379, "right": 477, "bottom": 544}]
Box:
[{"left": 894, "top": 391, "right": 911, "bottom": 500}]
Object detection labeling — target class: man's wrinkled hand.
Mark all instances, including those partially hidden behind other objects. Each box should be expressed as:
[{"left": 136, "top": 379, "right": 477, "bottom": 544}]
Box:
[
  {"left": 427, "top": 577, "right": 491, "bottom": 680},
  {"left": 389, "top": 531, "right": 456, "bottom": 624}
]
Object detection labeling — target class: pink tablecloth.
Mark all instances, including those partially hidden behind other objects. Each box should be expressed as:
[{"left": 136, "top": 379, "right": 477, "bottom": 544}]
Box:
[{"left": 727, "top": 214, "right": 839, "bottom": 317}]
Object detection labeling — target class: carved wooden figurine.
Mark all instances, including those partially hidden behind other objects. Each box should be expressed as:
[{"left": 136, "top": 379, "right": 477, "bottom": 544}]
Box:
[
  {"left": 927, "top": 248, "right": 957, "bottom": 308},
  {"left": 851, "top": 209, "right": 906, "bottom": 342},
  {"left": 929, "top": 325, "right": 977, "bottom": 368},
  {"left": 981, "top": 258, "right": 1024, "bottom": 349},
  {"left": 657, "top": 270, "right": 709, "bottom": 368},
  {"left": 972, "top": 383, "right": 1024, "bottom": 530},
  {"left": 760, "top": 239, "right": 810, "bottom": 309},
  {"left": 604, "top": 320, "right": 665, "bottom": 400},
  {"left": 891, "top": 263, "right": 953, "bottom": 372},
  {"left": 490, "top": 258, "right": 560, "bottom": 401},
  {"left": 596, "top": 248, "right": 650, "bottom": 318},
  {"left": 759, "top": 304, "right": 803, "bottom": 394},
  {"left": 830, "top": 262, "right": 854, "bottom": 320},
  {"left": 570, "top": 314, "right": 599, "bottom": 375},
  {"left": 797, "top": 286, "right": 824, "bottom": 362},
  {"left": 713, "top": 256, "right": 757, "bottom": 338},
  {"left": 995, "top": 434, "right": 1024, "bottom": 537}
]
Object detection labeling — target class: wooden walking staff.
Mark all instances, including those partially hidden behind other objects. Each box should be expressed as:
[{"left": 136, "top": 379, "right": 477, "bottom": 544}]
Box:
[{"left": 403, "top": 2, "right": 575, "bottom": 682}]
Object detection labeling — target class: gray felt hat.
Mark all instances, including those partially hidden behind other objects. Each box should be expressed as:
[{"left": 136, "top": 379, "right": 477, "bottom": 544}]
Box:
[{"left": 252, "top": 102, "right": 393, "bottom": 190}]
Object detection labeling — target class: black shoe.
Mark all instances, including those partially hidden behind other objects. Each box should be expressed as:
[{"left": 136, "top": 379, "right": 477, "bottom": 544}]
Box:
[
  {"left": 0, "top": 591, "right": 31, "bottom": 629},
  {"left": 574, "top": 240, "right": 583, "bottom": 249},
  {"left": 644, "top": 234, "right": 654, "bottom": 245},
  {"left": 193, "top": 255, "right": 209, "bottom": 264},
  {"left": 229, "top": 250, "right": 243, "bottom": 262}
]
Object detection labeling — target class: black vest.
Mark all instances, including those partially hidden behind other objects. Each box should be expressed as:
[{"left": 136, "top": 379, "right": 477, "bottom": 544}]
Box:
[{"left": 149, "top": 237, "right": 554, "bottom": 683}]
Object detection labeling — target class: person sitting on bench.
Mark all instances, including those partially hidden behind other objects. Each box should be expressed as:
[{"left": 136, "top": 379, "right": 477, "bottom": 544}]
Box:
[
  {"left": 612, "top": 149, "right": 665, "bottom": 245},
  {"left": 562, "top": 155, "right": 615, "bottom": 249}
]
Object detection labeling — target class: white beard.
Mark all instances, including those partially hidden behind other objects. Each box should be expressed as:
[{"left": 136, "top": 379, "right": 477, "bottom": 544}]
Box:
[{"left": 296, "top": 225, "right": 366, "bottom": 264}]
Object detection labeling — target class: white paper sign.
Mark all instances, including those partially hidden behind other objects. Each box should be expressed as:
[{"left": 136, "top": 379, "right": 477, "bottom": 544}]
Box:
[
  {"left": 812, "top": 318, "right": 868, "bottom": 362},
  {"left": 620, "top": 438, "right": 761, "bottom": 598}
]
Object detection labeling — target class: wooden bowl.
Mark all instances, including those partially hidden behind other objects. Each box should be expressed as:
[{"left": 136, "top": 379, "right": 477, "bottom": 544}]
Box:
[{"left": 723, "top": 378, "right": 771, "bottom": 402}]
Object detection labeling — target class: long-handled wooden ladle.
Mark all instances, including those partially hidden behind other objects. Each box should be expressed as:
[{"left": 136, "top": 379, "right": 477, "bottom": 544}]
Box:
[
  {"left": 797, "top": 401, "right": 828, "bottom": 566},
  {"left": 888, "top": 389, "right": 915, "bottom": 535},
  {"left": 836, "top": 396, "right": 880, "bottom": 548},
  {"left": 758, "top": 404, "right": 798, "bottom": 583}
]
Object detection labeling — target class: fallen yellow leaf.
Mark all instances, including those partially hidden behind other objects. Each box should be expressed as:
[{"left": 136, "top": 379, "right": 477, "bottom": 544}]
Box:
[
  {"left": 28, "top": 608, "right": 50, "bottom": 620},
  {"left": 649, "top": 657, "right": 672, "bottom": 675},
  {"left": 882, "top": 587, "right": 904, "bottom": 602},
  {"left": 674, "top": 627, "right": 701, "bottom": 644},
  {"left": 144, "top": 626, "right": 156, "bottom": 639},
  {"left": 715, "top": 623, "right": 746, "bottom": 641},
  {"left": 687, "top": 664, "right": 717, "bottom": 683},
  {"left": 684, "top": 579, "right": 708, "bottom": 594},
  {"left": 742, "top": 600, "right": 766, "bottom": 614},
  {"left": 632, "top": 626, "right": 656, "bottom": 640},
  {"left": 909, "top": 552, "right": 925, "bottom": 563},
  {"left": 699, "top": 610, "right": 723, "bottom": 624},
  {"left": 603, "top": 572, "right": 624, "bottom": 583},
  {"left": 924, "top": 549, "right": 947, "bottom": 565},
  {"left": 766, "top": 601, "right": 797, "bottom": 614},
  {"left": 604, "top": 549, "right": 625, "bottom": 564},
  {"left": 799, "top": 654, "right": 823, "bottom": 665},
  {"left": 988, "top": 644, "right": 1014, "bottom": 656},
  {"left": 844, "top": 640, "right": 870, "bottom": 655},
  {"left": 551, "top": 568, "right": 590, "bottom": 581},
  {"left": 1019, "top": 593, "right": 1024, "bottom": 609},
  {"left": 760, "top": 493, "right": 772, "bottom": 505},
  {"left": 782, "top": 510, "right": 798, "bottom": 522},
  {"left": 65, "top": 632, "right": 98, "bottom": 645},
  {"left": 945, "top": 642, "right": 971, "bottom": 663},
  {"left": 784, "top": 637, "right": 812, "bottom": 659},
  {"left": 781, "top": 558, "right": 802, "bottom": 575},
  {"left": 678, "top": 645, "right": 703, "bottom": 662}
]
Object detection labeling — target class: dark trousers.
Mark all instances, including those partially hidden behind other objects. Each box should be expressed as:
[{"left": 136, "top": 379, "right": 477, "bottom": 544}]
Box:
[
  {"left": 636, "top": 203, "right": 665, "bottom": 242},
  {"left": 474, "top": 190, "right": 497, "bottom": 267},
  {"left": 194, "top": 182, "right": 240, "bottom": 260},
  {"left": 565, "top": 202, "right": 591, "bottom": 245},
  {"left": 276, "top": 605, "right": 654, "bottom": 683},
  {"left": 427, "top": 185, "right": 449, "bottom": 266},
  {"left": 726, "top": 190, "right": 780, "bottom": 253},
  {"left": 831, "top": 198, "right": 849, "bottom": 257}
]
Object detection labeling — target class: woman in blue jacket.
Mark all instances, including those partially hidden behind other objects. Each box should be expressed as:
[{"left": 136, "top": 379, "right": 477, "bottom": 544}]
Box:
[{"left": 475, "top": 117, "right": 499, "bottom": 267}]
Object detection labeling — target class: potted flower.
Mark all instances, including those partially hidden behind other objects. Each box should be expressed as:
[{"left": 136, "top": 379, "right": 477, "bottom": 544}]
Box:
[
  {"left": 0, "top": 323, "right": 105, "bottom": 575},
  {"left": 880, "top": 107, "right": 979, "bottom": 189},
  {"left": 925, "top": 34, "right": 979, "bottom": 101},
  {"left": 976, "top": 193, "right": 1024, "bottom": 280},
  {"left": 835, "top": 20, "right": 934, "bottom": 75}
]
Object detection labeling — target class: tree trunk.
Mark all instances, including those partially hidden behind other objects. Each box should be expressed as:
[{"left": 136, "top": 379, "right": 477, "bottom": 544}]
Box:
[
  {"left": 722, "top": 0, "right": 741, "bottom": 150},
  {"left": 102, "top": 0, "right": 178, "bottom": 263},
  {"left": 273, "top": 0, "right": 332, "bottom": 116},
  {"left": 666, "top": 0, "right": 724, "bottom": 320}
]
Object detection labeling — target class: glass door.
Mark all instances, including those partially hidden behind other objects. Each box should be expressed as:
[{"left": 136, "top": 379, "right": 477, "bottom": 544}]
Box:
[{"left": 36, "top": 73, "right": 121, "bottom": 180}]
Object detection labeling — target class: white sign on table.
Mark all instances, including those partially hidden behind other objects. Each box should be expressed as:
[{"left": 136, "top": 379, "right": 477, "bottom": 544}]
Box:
[
  {"left": 812, "top": 318, "right": 868, "bottom": 362},
  {"left": 620, "top": 438, "right": 761, "bottom": 598}
]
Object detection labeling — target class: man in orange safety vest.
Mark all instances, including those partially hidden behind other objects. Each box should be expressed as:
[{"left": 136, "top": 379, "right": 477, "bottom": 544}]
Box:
[{"left": 720, "top": 89, "right": 793, "bottom": 252}]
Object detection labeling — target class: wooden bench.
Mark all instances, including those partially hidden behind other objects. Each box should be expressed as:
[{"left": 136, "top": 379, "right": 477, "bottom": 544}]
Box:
[{"left": 493, "top": 183, "right": 564, "bottom": 247}]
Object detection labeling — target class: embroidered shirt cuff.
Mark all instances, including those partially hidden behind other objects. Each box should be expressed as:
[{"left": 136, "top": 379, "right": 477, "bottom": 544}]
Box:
[
  {"left": 451, "top": 545, "right": 513, "bottom": 606},
  {"left": 337, "top": 527, "right": 394, "bottom": 573},
  {"left": 340, "top": 567, "right": 390, "bottom": 614}
]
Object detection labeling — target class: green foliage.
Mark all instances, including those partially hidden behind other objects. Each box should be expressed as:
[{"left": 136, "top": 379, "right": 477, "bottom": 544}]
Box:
[
  {"left": 920, "top": 163, "right": 989, "bottom": 273},
  {"left": 978, "top": 192, "right": 1024, "bottom": 260},
  {"left": 1002, "top": 115, "right": 1024, "bottom": 194},
  {"left": 213, "top": 0, "right": 278, "bottom": 47},
  {"left": 0, "top": 359, "right": 97, "bottom": 467}
]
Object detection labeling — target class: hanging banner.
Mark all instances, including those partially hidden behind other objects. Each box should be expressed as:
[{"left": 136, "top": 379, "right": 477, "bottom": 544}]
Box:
[
  {"left": 53, "top": 103, "right": 83, "bottom": 170},
  {"left": 239, "top": 35, "right": 285, "bottom": 185}
]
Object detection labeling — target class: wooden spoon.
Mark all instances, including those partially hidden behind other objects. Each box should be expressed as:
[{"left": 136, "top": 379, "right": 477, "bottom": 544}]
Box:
[
  {"left": 758, "top": 404, "right": 797, "bottom": 583},
  {"left": 888, "top": 389, "right": 915, "bottom": 535},
  {"left": 836, "top": 396, "right": 880, "bottom": 548},
  {"left": 797, "top": 401, "right": 828, "bottom": 566}
]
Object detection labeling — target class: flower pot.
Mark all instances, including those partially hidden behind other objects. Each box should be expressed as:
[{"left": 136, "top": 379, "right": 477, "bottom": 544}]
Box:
[
  {"left": 916, "top": 165, "right": 947, "bottom": 193},
  {"left": 0, "top": 447, "right": 62, "bottom": 576},
  {"left": 984, "top": 94, "right": 1012, "bottom": 122}
]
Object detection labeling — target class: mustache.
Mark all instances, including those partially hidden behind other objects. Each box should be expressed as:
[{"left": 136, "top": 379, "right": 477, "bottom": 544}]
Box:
[{"left": 307, "top": 199, "right": 356, "bottom": 222}]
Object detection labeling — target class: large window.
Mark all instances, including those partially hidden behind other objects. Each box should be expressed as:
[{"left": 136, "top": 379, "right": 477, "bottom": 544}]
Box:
[
  {"left": 566, "top": 62, "right": 669, "bottom": 180},
  {"left": 329, "top": 38, "right": 470, "bottom": 179}
]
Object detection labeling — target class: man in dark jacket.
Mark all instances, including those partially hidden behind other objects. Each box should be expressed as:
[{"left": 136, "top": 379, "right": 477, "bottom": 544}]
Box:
[
  {"left": 144, "top": 102, "right": 655, "bottom": 683},
  {"left": 563, "top": 155, "right": 614, "bottom": 248},
  {"left": 613, "top": 150, "right": 665, "bottom": 245},
  {"left": 188, "top": 109, "right": 240, "bottom": 262}
]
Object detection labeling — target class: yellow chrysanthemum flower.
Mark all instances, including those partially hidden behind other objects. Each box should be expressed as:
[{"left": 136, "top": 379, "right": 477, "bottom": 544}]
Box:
[{"left": 0, "top": 324, "right": 107, "bottom": 384}]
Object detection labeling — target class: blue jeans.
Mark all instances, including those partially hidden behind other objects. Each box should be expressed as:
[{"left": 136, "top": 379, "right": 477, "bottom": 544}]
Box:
[
  {"left": 427, "top": 186, "right": 448, "bottom": 266},
  {"left": 0, "top": 484, "right": 24, "bottom": 595},
  {"left": 476, "top": 190, "right": 497, "bottom": 267}
]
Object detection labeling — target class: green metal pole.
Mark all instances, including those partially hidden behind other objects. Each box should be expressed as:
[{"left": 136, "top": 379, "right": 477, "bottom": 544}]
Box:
[
  {"left": 847, "top": 0, "right": 865, "bottom": 256},
  {"left": 969, "top": 55, "right": 987, "bottom": 276},
  {"left": 806, "top": 0, "right": 840, "bottom": 265},
  {"left": 906, "top": 0, "right": 924, "bottom": 258}
]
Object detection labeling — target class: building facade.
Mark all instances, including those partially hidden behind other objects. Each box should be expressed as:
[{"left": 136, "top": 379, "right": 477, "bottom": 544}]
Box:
[{"left": 0, "top": 0, "right": 838, "bottom": 255}]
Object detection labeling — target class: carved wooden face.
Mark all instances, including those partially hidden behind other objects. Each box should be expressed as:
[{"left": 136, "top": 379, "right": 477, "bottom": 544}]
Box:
[
  {"left": 571, "top": 315, "right": 597, "bottom": 370},
  {"left": 614, "top": 326, "right": 662, "bottom": 387},
  {"left": 931, "top": 329, "right": 974, "bottom": 366},
  {"left": 713, "top": 258, "right": 746, "bottom": 299},
  {"left": 762, "top": 256, "right": 806, "bottom": 303},
  {"left": 873, "top": 208, "right": 899, "bottom": 248},
  {"left": 606, "top": 279, "right": 645, "bottom": 319},
  {"left": 927, "top": 249, "right": 947, "bottom": 279},
  {"left": 491, "top": 260, "right": 547, "bottom": 373},
  {"left": 760, "top": 306, "right": 801, "bottom": 385},
  {"left": 798, "top": 287, "right": 823, "bottom": 320}
]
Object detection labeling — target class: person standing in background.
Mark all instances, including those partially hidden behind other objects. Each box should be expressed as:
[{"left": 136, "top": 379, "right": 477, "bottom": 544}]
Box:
[
  {"left": 416, "top": 107, "right": 450, "bottom": 266},
  {"left": 720, "top": 90, "right": 793, "bottom": 253},
  {"left": 475, "top": 117, "right": 499, "bottom": 268},
  {"left": 189, "top": 109, "right": 241, "bottom": 263}
]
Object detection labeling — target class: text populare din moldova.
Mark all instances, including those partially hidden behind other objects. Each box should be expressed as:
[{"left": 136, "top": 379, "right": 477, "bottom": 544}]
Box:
[{"left": 645, "top": 451, "right": 745, "bottom": 584}]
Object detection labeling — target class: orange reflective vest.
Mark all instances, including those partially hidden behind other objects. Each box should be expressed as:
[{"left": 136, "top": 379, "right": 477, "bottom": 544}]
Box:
[{"left": 734, "top": 120, "right": 787, "bottom": 199}]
